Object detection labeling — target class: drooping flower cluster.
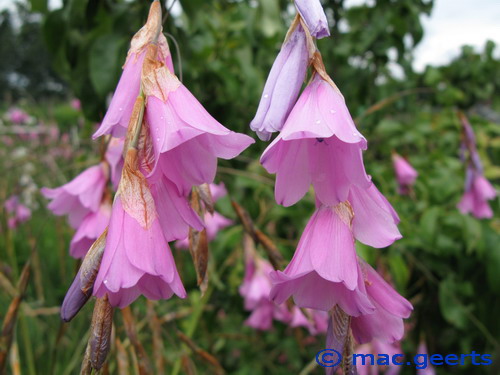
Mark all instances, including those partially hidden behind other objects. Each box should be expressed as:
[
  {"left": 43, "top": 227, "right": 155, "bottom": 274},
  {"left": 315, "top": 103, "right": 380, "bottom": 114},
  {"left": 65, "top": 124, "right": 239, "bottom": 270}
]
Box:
[
  {"left": 54, "top": 1, "right": 253, "bottom": 316},
  {"left": 240, "top": 243, "right": 327, "bottom": 335},
  {"left": 456, "top": 112, "right": 496, "bottom": 219},
  {"left": 4, "top": 195, "right": 31, "bottom": 229},
  {"left": 41, "top": 161, "right": 114, "bottom": 259},
  {"left": 392, "top": 153, "right": 418, "bottom": 195},
  {"left": 249, "top": 0, "right": 412, "bottom": 367}
]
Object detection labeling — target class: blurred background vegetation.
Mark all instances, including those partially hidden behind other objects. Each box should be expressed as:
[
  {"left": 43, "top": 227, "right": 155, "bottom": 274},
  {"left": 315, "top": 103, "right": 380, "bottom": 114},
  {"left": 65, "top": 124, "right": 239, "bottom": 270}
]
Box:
[{"left": 0, "top": 0, "right": 499, "bottom": 374}]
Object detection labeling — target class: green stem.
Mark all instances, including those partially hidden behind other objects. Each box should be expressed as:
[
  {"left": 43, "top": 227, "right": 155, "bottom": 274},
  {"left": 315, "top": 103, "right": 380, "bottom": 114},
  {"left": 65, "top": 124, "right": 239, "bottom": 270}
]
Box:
[
  {"left": 19, "top": 315, "right": 36, "bottom": 375},
  {"left": 5, "top": 227, "right": 18, "bottom": 279},
  {"left": 129, "top": 89, "right": 145, "bottom": 151},
  {"left": 170, "top": 285, "right": 214, "bottom": 375}
]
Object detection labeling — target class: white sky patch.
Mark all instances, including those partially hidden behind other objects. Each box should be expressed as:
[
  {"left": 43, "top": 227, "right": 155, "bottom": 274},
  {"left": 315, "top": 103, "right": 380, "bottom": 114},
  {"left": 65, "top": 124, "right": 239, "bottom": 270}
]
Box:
[
  {"left": 414, "top": 0, "right": 500, "bottom": 71},
  {"left": 345, "top": 0, "right": 500, "bottom": 71}
]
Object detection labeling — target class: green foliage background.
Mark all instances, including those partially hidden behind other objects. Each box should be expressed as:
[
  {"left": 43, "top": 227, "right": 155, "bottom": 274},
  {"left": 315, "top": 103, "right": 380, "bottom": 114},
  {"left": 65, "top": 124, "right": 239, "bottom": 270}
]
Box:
[{"left": 1, "top": 0, "right": 499, "bottom": 374}]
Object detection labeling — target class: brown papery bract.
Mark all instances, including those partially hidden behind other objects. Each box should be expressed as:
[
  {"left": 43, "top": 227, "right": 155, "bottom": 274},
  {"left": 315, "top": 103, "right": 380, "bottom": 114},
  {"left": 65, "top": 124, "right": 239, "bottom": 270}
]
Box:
[
  {"left": 137, "top": 122, "right": 155, "bottom": 176},
  {"left": 142, "top": 63, "right": 181, "bottom": 102},
  {"left": 189, "top": 187, "right": 209, "bottom": 294},
  {"left": 89, "top": 296, "right": 114, "bottom": 371},
  {"left": 334, "top": 201, "right": 355, "bottom": 229},
  {"left": 141, "top": 44, "right": 161, "bottom": 81},
  {"left": 197, "top": 183, "right": 215, "bottom": 215},
  {"left": 310, "top": 51, "right": 343, "bottom": 95},
  {"left": 80, "top": 228, "right": 108, "bottom": 294},
  {"left": 127, "top": 0, "right": 162, "bottom": 58},
  {"left": 118, "top": 148, "right": 157, "bottom": 229}
]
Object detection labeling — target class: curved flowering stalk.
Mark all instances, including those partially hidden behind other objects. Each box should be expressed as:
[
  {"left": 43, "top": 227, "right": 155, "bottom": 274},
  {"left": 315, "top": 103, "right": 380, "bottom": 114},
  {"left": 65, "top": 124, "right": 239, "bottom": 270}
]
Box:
[
  {"left": 56, "top": 0, "right": 255, "bottom": 371},
  {"left": 61, "top": 0, "right": 253, "bottom": 313},
  {"left": 456, "top": 111, "right": 496, "bottom": 219},
  {"left": 248, "top": 2, "right": 412, "bottom": 373}
]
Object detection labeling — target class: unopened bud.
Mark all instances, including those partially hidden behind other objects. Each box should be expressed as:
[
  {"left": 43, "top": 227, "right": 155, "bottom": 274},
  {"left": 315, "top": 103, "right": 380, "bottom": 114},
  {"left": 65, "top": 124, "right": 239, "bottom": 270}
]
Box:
[
  {"left": 89, "top": 296, "right": 114, "bottom": 370},
  {"left": 61, "top": 270, "right": 91, "bottom": 322},
  {"left": 60, "top": 229, "right": 107, "bottom": 322}
]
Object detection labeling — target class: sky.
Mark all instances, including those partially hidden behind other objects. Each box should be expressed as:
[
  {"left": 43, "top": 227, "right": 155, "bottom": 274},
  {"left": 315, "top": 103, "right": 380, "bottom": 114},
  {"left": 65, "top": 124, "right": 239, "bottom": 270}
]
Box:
[
  {"left": 1, "top": 0, "right": 499, "bottom": 71},
  {"left": 412, "top": 0, "right": 500, "bottom": 71}
]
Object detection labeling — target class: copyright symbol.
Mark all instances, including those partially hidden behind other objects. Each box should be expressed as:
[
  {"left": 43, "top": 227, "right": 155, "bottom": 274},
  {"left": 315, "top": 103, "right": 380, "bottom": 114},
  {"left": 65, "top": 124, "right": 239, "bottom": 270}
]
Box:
[{"left": 316, "top": 349, "right": 342, "bottom": 367}]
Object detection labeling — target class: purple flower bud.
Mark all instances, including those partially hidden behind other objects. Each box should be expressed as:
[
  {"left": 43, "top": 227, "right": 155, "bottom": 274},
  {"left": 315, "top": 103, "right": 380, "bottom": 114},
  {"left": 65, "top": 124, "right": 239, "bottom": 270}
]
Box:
[
  {"left": 61, "top": 270, "right": 92, "bottom": 322},
  {"left": 295, "top": 0, "right": 330, "bottom": 39},
  {"left": 61, "top": 230, "right": 107, "bottom": 321},
  {"left": 250, "top": 25, "right": 309, "bottom": 141}
]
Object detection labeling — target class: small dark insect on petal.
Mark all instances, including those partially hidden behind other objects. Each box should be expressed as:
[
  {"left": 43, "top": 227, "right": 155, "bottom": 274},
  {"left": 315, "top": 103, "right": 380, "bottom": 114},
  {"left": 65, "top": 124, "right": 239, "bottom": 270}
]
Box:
[{"left": 315, "top": 138, "right": 329, "bottom": 146}]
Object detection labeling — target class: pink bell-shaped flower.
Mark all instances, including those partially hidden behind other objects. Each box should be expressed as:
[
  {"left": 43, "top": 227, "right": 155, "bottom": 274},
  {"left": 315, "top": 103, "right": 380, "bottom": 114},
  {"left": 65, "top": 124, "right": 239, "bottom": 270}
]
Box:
[
  {"left": 93, "top": 149, "right": 186, "bottom": 307},
  {"left": 270, "top": 203, "right": 375, "bottom": 315},
  {"left": 41, "top": 163, "right": 108, "bottom": 228},
  {"left": 143, "top": 63, "right": 254, "bottom": 195},
  {"left": 261, "top": 75, "right": 370, "bottom": 207}
]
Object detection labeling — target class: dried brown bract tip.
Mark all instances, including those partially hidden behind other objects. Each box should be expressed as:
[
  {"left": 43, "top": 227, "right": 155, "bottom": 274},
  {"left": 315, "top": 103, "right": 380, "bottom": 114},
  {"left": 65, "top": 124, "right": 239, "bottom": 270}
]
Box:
[
  {"left": 141, "top": 43, "right": 162, "bottom": 80},
  {"left": 198, "top": 183, "right": 215, "bottom": 215},
  {"left": 128, "top": 0, "right": 163, "bottom": 57},
  {"left": 80, "top": 228, "right": 108, "bottom": 294},
  {"left": 142, "top": 62, "right": 181, "bottom": 102},
  {"left": 118, "top": 148, "right": 157, "bottom": 230},
  {"left": 334, "top": 201, "right": 355, "bottom": 228},
  {"left": 189, "top": 187, "right": 209, "bottom": 294},
  {"left": 310, "top": 51, "right": 342, "bottom": 95}
]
